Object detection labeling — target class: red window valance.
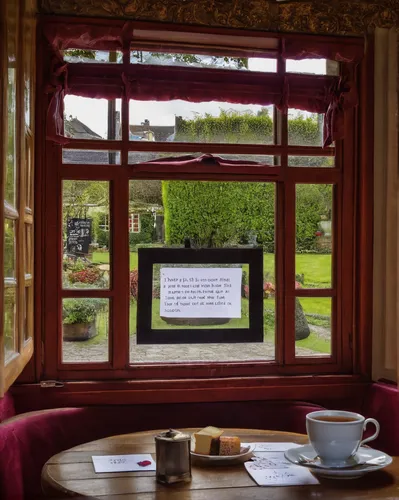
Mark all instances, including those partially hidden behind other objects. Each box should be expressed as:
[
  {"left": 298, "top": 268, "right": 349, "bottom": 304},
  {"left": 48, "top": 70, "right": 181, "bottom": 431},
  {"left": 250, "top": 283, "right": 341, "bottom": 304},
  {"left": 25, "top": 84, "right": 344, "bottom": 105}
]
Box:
[{"left": 44, "top": 20, "right": 362, "bottom": 147}]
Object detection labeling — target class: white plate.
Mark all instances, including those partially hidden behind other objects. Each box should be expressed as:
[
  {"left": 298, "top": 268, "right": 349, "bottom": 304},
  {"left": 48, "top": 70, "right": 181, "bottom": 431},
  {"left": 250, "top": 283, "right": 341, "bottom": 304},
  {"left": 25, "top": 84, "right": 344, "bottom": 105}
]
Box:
[
  {"left": 191, "top": 444, "right": 255, "bottom": 466},
  {"left": 284, "top": 444, "right": 392, "bottom": 479}
]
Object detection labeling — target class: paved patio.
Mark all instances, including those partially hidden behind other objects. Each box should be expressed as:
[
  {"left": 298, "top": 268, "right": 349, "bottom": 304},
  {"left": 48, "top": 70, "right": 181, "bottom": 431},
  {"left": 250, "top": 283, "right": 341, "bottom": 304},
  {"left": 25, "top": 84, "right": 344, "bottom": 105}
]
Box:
[{"left": 62, "top": 335, "right": 319, "bottom": 363}]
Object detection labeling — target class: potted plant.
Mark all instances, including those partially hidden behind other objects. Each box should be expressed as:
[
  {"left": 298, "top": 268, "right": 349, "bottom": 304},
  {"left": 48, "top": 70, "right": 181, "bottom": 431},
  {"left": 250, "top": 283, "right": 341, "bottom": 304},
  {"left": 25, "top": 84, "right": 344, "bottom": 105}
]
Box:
[{"left": 62, "top": 298, "right": 99, "bottom": 341}]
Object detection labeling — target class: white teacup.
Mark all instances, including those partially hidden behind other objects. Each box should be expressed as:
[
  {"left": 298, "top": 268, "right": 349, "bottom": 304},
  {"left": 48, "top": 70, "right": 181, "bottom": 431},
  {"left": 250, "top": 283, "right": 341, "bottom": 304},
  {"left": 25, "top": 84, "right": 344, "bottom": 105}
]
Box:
[{"left": 306, "top": 410, "right": 380, "bottom": 465}]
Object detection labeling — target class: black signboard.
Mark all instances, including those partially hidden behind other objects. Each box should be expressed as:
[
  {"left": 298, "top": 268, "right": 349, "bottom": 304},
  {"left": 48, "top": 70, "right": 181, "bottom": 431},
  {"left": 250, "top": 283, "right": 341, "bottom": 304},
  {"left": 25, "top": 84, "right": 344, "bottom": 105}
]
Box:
[{"left": 67, "top": 218, "right": 92, "bottom": 254}]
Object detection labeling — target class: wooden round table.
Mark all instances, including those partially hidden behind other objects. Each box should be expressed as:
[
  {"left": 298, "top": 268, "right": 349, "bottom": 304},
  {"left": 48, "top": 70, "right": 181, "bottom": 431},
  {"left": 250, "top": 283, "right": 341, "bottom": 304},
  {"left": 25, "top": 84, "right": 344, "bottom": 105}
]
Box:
[{"left": 42, "top": 428, "right": 399, "bottom": 499}]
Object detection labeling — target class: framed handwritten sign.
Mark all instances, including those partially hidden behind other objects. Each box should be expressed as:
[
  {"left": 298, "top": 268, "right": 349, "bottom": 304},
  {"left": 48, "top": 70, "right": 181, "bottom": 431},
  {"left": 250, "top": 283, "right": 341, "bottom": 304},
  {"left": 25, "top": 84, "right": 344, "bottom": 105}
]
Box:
[{"left": 136, "top": 247, "right": 263, "bottom": 344}]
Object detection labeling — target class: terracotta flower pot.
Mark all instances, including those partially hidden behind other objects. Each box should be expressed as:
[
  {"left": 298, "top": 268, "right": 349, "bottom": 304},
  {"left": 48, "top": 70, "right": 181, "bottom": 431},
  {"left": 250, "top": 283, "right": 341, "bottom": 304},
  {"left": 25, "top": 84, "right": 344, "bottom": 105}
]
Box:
[{"left": 62, "top": 320, "right": 97, "bottom": 341}]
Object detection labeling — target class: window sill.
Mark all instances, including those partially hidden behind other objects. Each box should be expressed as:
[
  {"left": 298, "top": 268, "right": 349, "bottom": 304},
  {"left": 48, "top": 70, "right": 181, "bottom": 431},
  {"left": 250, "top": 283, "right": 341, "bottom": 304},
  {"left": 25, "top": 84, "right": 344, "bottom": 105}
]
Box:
[{"left": 11, "top": 374, "right": 370, "bottom": 411}]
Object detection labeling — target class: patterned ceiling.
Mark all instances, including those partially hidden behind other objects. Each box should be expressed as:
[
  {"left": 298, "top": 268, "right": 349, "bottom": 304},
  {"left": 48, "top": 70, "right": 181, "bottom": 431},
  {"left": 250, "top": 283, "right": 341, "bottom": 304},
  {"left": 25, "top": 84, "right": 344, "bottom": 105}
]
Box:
[{"left": 39, "top": 0, "right": 399, "bottom": 35}]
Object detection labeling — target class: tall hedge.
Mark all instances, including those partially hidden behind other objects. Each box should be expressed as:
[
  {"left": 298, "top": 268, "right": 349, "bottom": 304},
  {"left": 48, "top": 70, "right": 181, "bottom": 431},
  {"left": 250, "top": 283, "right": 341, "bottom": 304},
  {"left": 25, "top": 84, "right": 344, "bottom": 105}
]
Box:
[
  {"left": 163, "top": 181, "right": 327, "bottom": 252},
  {"left": 175, "top": 109, "right": 324, "bottom": 150},
  {"left": 163, "top": 181, "right": 275, "bottom": 250},
  {"left": 164, "top": 110, "right": 330, "bottom": 252}
]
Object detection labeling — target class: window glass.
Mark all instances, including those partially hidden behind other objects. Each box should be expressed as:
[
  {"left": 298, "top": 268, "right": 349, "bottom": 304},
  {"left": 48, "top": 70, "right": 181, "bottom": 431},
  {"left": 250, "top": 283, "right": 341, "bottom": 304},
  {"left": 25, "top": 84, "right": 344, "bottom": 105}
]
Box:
[
  {"left": 288, "top": 110, "right": 324, "bottom": 147},
  {"left": 129, "top": 101, "right": 274, "bottom": 144},
  {"left": 4, "top": 286, "right": 17, "bottom": 362},
  {"left": 288, "top": 156, "right": 334, "bottom": 168},
  {"left": 62, "top": 50, "right": 123, "bottom": 63},
  {"left": 6, "top": 68, "right": 17, "bottom": 206},
  {"left": 62, "top": 181, "right": 110, "bottom": 290},
  {"left": 62, "top": 298, "right": 109, "bottom": 363},
  {"left": 62, "top": 149, "right": 121, "bottom": 164},
  {"left": 24, "top": 286, "right": 32, "bottom": 342},
  {"left": 129, "top": 179, "right": 276, "bottom": 363},
  {"left": 4, "top": 219, "right": 16, "bottom": 279},
  {"left": 64, "top": 96, "right": 122, "bottom": 140},
  {"left": 295, "top": 297, "right": 332, "bottom": 357},
  {"left": 130, "top": 50, "right": 277, "bottom": 72},
  {"left": 296, "top": 184, "right": 333, "bottom": 289},
  {"left": 286, "top": 58, "right": 339, "bottom": 76}
]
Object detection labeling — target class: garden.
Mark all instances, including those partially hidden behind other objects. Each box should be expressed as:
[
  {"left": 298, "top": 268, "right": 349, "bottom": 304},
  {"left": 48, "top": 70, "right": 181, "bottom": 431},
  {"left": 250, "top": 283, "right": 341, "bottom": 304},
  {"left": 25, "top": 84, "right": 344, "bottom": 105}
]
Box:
[{"left": 61, "top": 110, "right": 333, "bottom": 360}]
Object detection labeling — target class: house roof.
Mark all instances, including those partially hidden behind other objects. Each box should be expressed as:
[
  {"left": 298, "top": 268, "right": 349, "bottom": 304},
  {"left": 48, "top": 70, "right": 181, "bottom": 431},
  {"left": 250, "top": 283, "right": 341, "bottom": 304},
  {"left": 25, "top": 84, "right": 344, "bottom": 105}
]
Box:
[
  {"left": 65, "top": 117, "right": 103, "bottom": 140},
  {"left": 129, "top": 124, "right": 175, "bottom": 142}
]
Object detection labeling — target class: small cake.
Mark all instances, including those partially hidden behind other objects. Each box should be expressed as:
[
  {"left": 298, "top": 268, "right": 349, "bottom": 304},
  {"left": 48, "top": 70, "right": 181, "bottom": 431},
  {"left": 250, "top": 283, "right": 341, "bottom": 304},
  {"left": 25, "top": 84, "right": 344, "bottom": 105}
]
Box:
[
  {"left": 219, "top": 436, "right": 241, "bottom": 456},
  {"left": 194, "top": 426, "right": 224, "bottom": 455}
]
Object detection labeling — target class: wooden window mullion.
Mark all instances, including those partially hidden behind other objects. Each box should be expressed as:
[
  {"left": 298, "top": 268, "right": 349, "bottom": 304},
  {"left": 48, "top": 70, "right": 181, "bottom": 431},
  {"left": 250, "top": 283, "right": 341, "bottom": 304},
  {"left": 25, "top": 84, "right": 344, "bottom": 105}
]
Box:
[{"left": 111, "top": 169, "right": 130, "bottom": 369}]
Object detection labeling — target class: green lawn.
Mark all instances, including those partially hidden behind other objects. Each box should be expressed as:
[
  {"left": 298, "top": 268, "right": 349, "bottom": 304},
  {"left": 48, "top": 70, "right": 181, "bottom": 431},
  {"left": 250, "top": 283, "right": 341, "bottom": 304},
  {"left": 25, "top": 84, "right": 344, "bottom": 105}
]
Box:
[
  {"left": 92, "top": 251, "right": 331, "bottom": 288},
  {"left": 89, "top": 251, "right": 331, "bottom": 354}
]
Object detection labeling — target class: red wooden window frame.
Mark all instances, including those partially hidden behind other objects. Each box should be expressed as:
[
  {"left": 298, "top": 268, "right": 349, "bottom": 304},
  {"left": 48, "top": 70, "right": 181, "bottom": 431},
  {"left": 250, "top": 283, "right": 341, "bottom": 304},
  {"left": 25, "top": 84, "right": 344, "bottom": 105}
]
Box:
[{"left": 30, "top": 18, "right": 373, "bottom": 388}]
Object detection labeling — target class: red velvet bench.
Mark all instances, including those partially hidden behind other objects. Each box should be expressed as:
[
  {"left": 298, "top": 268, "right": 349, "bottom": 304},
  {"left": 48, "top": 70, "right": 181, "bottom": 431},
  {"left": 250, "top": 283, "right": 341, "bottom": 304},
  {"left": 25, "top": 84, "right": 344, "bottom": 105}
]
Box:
[
  {"left": 0, "top": 400, "right": 323, "bottom": 499},
  {"left": 1, "top": 382, "right": 398, "bottom": 500}
]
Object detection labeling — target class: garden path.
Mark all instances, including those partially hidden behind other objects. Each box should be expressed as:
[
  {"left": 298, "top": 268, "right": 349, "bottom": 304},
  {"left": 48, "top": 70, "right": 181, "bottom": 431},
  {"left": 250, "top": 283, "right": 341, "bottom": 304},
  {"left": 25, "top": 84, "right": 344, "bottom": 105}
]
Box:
[{"left": 62, "top": 337, "right": 318, "bottom": 363}]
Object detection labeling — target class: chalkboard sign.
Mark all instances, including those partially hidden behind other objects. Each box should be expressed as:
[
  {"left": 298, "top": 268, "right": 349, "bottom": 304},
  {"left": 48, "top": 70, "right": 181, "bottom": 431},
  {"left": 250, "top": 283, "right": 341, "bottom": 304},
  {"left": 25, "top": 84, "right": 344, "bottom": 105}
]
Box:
[{"left": 67, "top": 218, "right": 92, "bottom": 254}]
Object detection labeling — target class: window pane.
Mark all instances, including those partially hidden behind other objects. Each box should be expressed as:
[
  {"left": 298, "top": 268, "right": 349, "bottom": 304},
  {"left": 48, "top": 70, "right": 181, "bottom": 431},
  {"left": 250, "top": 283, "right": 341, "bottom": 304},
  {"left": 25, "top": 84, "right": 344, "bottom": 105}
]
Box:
[
  {"left": 24, "top": 286, "right": 32, "bottom": 341},
  {"left": 64, "top": 96, "right": 121, "bottom": 140},
  {"left": 129, "top": 179, "right": 276, "bottom": 363},
  {"left": 128, "top": 151, "right": 278, "bottom": 165},
  {"left": 62, "top": 149, "right": 121, "bottom": 165},
  {"left": 4, "top": 219, "right": 16, "bottom": 279},
  {"left": 62, "top": 181, "right": 110, "bottom": 290},
  {"left": 25, "top": 135, "right": 33, "bottom": 207},
  {"left": 288, "top": 109, "right": 324, "bottom": 147},
  {"left": 130, "top": 51, "right": 277, "bottom": 72},
  {"left": 288, "top": 156, "right": 334, "bottom": 168},
  {"left": 4, "top": 286, "right": 17, "bottom": 362},
  {"left": 62, "top": 298, "right": 109, "bottom": 363},
  {"left": 62, "top": 50, "right": 122, "bottom": 63},
  {"left": 25, "top": 224, "right": 32, "bottom": 275},
  {"left": 129, "top": 101, "right": 274, "bottom": 144},
  {"left": 23, "top": 15, "right": 34, "bottom": 128},
  {"left": 296, "top": 184, "right": 332, "bottom": 289},
  {"left": 295, "top": 297, "right": 332, "bottom": 357},
  {"left": 286, "top": 59, "right": 339, "bottom": 76},
  {"left": 6, "top": 67, "right": 17, "bottom": 206}
]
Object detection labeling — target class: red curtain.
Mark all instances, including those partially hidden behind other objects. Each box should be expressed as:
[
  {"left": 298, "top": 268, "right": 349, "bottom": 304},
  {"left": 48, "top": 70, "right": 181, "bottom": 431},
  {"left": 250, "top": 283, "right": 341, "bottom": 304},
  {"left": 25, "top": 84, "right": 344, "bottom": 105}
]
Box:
[
  {"left": 143, "top": 153, "right": 273, "bottom": 168},
  {"left": 282, "top": 38, "right": 364, "bottom": 63},
  {"left": 43, "top": 21, "right": 362, "bottom": 147}
]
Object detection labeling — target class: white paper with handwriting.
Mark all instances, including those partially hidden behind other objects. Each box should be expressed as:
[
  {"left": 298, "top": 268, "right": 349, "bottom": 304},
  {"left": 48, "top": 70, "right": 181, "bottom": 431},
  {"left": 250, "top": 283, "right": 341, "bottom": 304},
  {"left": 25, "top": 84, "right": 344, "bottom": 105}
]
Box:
[
  {"left": 243, "top": 443, "right": 319, "bottom": 487},
  {"left": 92, "top": 454, "right": 156, "bottom": 473}
]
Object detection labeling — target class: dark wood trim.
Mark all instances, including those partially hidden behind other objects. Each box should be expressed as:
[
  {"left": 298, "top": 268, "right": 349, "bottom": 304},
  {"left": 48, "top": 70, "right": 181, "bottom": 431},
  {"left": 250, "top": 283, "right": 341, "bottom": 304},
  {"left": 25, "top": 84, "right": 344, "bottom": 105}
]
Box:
[
  {"left": 355, "top": 37, "right": 374, "bottom": 377},
  {"left": 11, "top": 375, "right": 370, "bottom": 410}
]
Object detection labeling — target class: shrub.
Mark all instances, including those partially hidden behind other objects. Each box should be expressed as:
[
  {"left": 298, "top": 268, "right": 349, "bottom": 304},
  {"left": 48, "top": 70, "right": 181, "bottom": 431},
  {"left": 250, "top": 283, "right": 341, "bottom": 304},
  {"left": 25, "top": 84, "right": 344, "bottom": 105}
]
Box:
[
  {"left": 69, "top": 267, "right": 102, "bottom": 285},
  {"left": 63, "top": 298, "right": 100, "bottom": 324},
  {"left": 129, "top": 213, "right": 156, "bottom": 248},
  {"left": 130, "top": 269, "right": 138, "bottom": 299}
]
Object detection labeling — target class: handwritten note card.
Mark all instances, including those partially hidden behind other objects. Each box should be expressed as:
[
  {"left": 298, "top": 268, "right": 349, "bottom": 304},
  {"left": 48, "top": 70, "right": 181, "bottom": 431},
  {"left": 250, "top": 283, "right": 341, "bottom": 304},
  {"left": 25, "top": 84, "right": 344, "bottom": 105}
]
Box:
[
  {"left": 160, "top": 267, "right": 242, "bottom": 319},
  {"left": 243, "top": 443, "right": 319, "bottom": 487},
  {"left": 92, "top": 454, "right": 156, "bottom": 473}
]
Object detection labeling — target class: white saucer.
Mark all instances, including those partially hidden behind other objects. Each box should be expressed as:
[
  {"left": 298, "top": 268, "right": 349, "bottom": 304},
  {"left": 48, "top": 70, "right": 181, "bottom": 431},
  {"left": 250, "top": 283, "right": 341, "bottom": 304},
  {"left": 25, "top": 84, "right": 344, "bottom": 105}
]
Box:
[
  {"left": 284, "top": 445, "right": 392, "bottom": 479},
  {"left": 191, "top": 444, "right": 255, "bottom": 466}
]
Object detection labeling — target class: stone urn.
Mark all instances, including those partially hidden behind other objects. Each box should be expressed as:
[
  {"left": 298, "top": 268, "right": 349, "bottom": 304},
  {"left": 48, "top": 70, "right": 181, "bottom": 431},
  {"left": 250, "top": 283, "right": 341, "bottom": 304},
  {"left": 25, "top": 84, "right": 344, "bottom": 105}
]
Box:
[
  {"left": 63, "top": 321, "right": 97, "bottom": 341},
  {"left": 295, "top": 298, "right": 310, "bottom": 340}
]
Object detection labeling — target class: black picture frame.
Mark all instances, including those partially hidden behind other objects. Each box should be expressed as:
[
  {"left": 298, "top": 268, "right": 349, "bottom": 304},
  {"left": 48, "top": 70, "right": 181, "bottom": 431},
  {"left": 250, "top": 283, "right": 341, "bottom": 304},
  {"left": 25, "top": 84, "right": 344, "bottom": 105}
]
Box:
[{"left": 136, "top": 247, "right": 264, "bottom": 344}]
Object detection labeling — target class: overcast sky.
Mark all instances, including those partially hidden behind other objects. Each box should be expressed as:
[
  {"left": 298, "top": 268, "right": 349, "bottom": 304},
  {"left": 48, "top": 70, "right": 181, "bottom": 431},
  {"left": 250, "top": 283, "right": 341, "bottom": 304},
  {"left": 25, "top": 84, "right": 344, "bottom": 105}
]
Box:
[{"left": 64, "top": 58, "right": 327, "bottom": 138}]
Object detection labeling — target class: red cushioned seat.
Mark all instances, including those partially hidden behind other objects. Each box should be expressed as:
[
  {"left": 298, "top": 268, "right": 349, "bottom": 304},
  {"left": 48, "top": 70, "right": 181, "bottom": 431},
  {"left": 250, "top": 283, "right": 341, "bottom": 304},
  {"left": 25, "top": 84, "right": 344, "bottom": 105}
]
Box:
[
  {"left": 362, "top": 382, "right": 399, "bottom": 456},
  {"left": 0, "top": 400, "right": 324, "bottom": 499}
]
